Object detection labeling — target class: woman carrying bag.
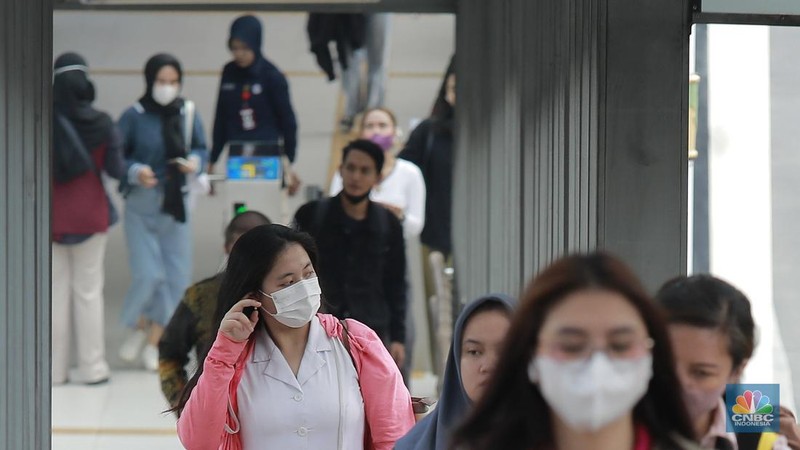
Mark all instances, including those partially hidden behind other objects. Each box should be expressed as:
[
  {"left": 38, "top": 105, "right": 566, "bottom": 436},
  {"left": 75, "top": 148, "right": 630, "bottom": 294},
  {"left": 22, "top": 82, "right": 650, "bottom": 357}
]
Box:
[
  {"left": 174, "top": 224, "right": 414, "bottom": 450},
  {"left": 51, "top": 52, "right": 124, "bottom": 385}
]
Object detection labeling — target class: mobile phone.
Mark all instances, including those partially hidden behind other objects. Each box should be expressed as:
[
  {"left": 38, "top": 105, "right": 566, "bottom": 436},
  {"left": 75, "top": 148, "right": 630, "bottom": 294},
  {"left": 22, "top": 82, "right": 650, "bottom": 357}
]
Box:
[
  {"left": 169, "top": 157, "right": 192, "bottom": 168},
  {"left": 242, "top": 292, "right": 262, "bottom": 318}
]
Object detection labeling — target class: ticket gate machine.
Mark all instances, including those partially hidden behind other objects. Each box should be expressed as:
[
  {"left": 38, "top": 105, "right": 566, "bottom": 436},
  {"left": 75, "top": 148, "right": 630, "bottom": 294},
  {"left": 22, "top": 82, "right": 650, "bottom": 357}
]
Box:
[{"left": 217, "top": 140, "right": 290, "bottom": 225}]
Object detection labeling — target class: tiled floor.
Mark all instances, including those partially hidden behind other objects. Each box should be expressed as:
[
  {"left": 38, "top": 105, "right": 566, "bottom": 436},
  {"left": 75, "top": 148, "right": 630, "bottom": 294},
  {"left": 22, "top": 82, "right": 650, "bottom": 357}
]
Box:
[
  {"left": 52, "top": 371, "right": 181, "bottom": 450},
  {"left": 52, "top": 369, "right": 438, "bottom": 450}
]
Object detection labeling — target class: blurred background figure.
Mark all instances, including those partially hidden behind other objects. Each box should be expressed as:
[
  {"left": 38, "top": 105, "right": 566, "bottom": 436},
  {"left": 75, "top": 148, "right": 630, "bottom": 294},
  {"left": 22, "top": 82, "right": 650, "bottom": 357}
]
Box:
[
  {"left": 210, "top": 14, "right": 301, "bottom": 196},
  {"left": 657, "top": 275, "right": 800, "bottom": 450},
  {"left": 329, "top": 107, "right": 426, "bottom": 384},
  {"left": 340, "top": 13, "right": 393, "bottom": 133},
  {"left": 117, "top": 53, "right": 208, "bottom": 372},
  {"left": 330, "top": 107, "right": 425, "bottom": 236},
  {"left": 399, "top": 57, "right": 455, "bottom": 312},
  {"left": 51, "top": 52, "right": 124, "bottom": 385}
]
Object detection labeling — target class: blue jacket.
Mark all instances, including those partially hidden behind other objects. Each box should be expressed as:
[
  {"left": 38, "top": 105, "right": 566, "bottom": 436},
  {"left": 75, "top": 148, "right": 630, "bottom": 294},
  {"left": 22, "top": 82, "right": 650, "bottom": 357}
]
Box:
[
  {"left": 118, "top": 102, "right": 208, "bottom": 197},
  {"left": 210, "top": 58, "right": 298, "bottom": 164}
]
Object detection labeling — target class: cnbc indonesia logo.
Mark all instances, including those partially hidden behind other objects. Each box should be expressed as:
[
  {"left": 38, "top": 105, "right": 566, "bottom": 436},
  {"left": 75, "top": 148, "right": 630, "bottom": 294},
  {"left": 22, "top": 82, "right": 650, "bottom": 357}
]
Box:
[{"left": 726, "top": 385, "right": 780, "bottom": 432}]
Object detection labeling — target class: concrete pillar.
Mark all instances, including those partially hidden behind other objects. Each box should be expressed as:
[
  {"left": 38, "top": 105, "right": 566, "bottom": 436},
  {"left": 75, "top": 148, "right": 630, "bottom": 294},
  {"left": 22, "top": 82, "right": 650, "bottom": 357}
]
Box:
[
  {"left": 454, "top": 0, "right": 690, "bottom": 299},
  {"left": 0, "top": 0, "right": 53, "bottom": 448}
]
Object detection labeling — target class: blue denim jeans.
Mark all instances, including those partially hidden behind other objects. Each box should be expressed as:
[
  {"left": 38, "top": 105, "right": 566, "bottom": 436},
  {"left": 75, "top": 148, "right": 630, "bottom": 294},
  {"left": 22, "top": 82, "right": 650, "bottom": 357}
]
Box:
[{"left": 120, "top": 187, "right": 191, "bottom": 328}]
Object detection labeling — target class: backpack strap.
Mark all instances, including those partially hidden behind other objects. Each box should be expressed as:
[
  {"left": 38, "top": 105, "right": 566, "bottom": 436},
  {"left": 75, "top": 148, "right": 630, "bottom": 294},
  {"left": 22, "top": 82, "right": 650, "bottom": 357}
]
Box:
[
  {"left": 373, "top": 202, "right": 391, "bottom": 250},
  {"left": 55, "top": 112, "right": 97, "bottom": 176},
  {"left": 313, "top": 198, "right": 331, "bottom": 238},
  {"left": 422, "top": 121, "right": 436, "bottom": 175}
]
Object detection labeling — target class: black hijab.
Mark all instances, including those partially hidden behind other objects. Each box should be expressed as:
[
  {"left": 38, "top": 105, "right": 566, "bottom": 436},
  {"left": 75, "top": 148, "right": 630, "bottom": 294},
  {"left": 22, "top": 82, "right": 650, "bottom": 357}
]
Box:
[
  {"left": 53, "top": 52, "right": 113, "bottom": 150},
  {"left": 139, "top": 53, "right": 187, "bottom": 223}
]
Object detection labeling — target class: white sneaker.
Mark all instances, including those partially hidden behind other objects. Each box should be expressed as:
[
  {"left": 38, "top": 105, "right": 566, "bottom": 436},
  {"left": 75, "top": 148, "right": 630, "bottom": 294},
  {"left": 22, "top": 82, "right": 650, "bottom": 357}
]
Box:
[
  {"left": 118, "top": 330, "right": 147, "bottom": 363},
  {"left": 142, "top": 344, "right": 159, "bottom": 372}
]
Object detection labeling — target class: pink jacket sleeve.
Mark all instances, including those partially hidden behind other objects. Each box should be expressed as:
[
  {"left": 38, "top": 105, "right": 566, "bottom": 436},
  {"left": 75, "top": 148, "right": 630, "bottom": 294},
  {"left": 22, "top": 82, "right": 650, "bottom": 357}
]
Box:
[
  {"left": 176, "top": 332, "right": 247, "bottom": 450},
  {"left": 345, "top": 319, "right": 415, "bottom": 450}
]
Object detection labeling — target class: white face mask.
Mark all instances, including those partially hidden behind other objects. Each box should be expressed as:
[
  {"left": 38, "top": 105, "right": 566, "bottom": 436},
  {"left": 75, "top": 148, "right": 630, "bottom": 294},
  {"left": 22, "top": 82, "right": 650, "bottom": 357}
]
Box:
[
  {"left": 260, "top": 277, "right": 321, "bottom": 328},
  {"left": 152, "top": 83, "right": 179, "bottom": 106},
  {"left": 528, "top": 352, "right": 653, "bottom": 432}
]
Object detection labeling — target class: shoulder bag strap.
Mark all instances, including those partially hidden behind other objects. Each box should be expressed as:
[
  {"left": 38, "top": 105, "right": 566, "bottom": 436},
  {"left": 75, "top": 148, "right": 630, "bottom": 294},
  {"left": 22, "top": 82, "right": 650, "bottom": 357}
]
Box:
[
  {"left": 56, "top": 113, "right": 98, "bottom": 176},
  {"left": 183, "top": 100, "right": 195, "bottom": 153}
]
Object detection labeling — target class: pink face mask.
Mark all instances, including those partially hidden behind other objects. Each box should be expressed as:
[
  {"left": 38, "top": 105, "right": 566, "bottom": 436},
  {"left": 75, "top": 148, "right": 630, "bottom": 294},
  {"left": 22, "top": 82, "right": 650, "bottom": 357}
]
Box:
[
  {"left": 369, "top": 134, "right": 394, "bottom": 152},
  {"left": 683, "top": 386, "right": 725, "bottom": 420}
]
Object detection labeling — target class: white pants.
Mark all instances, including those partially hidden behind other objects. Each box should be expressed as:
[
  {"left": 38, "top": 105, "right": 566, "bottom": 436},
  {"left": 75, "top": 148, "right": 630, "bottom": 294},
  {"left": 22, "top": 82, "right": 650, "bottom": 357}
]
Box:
[
  {"left": 342, "top": 13, "right": 393, "bottom": 119},
  {"left": 52, "top": 233, "right": 111, "bottom": 384}
]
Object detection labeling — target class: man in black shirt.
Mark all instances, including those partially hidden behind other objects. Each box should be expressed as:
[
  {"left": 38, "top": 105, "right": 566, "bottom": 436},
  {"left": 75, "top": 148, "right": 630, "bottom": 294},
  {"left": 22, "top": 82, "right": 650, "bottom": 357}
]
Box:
[{"left": 294, "top": 139, "right": 407, "bottom": 368}]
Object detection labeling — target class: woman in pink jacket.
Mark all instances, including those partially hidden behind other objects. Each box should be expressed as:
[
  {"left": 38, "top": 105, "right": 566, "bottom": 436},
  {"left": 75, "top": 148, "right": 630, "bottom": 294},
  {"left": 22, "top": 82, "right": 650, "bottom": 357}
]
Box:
[{"left": 173, "top": 224, "right": 414, "bottom": 450}]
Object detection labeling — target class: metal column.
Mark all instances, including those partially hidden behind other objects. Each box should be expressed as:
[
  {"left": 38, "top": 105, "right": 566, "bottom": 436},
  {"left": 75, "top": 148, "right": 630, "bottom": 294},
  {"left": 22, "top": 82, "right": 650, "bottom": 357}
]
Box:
[{"left": 1, "top": 0, "right": 53, "bottom": 448}]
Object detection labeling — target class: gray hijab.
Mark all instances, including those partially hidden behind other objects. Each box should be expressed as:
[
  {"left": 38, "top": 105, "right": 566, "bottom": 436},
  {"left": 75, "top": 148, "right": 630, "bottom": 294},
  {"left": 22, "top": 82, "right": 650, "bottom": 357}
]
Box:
[{"left": 394, "top": 293, "right": 515, "bottom": 450}]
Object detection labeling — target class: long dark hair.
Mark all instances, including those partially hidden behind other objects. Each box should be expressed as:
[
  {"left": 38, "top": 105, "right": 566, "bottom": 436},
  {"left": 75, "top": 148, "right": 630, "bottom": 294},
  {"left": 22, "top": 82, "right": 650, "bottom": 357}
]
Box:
[
  {"left": 430, "top": 55, "right": 455, "bottom": 120},
  {"left": 450, "top": 252, "right": 694, "bottom": 450},
  {"left": 173, "top": 224, "right": 318, "bottom": 416},
  {"left": 655, "top": 274, "right": 755, "bottom": 370}
]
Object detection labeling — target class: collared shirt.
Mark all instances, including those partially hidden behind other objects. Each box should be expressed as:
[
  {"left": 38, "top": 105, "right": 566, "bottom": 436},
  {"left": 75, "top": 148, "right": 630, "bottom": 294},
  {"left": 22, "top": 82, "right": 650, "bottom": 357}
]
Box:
[
  {"left": 702, "top": 398, "right": 790, "bottom": 450},
  {"left": 237, "top": 318, "right": 365, "bottom": 450}
]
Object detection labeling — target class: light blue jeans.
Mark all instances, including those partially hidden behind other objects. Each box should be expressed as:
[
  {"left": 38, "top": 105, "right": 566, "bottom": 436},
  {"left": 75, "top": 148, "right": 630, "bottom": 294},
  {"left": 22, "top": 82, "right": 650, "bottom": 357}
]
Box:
[{"left": 120, "top": 186, "right": 191, "bottom": 328}]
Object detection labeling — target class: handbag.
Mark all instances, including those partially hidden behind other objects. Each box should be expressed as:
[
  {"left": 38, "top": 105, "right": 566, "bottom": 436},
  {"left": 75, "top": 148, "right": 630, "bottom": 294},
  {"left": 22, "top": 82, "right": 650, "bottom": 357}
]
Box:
[{"left": 52, "top": 113, "right": 119, "bottom": 226}]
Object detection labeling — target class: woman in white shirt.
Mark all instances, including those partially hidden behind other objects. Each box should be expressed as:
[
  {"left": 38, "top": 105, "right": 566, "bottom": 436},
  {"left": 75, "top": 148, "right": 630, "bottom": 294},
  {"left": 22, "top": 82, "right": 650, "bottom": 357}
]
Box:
[{"left": 330, "top": 108, "right": 426, "bottom": 237}]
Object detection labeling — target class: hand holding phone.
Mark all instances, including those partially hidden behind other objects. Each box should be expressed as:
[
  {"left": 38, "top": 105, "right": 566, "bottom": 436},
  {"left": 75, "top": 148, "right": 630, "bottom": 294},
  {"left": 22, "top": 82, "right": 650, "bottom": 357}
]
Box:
[
  {"left": 220, "top": 298, "right": 261, "bottom": 342},
  {"left": 169, "top": 157, "right": 198, "bottom": 174}
]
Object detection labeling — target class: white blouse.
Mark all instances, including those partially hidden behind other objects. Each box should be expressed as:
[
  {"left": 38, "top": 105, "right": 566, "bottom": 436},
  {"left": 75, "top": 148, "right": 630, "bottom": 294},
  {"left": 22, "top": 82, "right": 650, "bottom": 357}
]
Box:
[
  {"left": 237, "top": 318, "right": 365, "bottom": 450},
  {"left": 330, "top": 158, "right": 426, "bottom": 237}
]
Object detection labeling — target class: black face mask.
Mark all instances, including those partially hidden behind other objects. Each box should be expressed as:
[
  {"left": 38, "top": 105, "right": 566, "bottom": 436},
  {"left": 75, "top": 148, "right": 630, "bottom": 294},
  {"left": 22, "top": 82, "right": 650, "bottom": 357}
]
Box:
[{"left": 342, "top": 191, "right": 370, "bottom": 204}]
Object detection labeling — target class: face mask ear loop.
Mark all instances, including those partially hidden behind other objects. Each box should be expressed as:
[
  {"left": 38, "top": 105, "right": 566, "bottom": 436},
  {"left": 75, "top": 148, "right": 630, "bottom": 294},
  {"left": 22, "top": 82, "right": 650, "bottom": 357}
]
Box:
[{"left": 256, "top": 290, "right": 275, "bottom": 319}]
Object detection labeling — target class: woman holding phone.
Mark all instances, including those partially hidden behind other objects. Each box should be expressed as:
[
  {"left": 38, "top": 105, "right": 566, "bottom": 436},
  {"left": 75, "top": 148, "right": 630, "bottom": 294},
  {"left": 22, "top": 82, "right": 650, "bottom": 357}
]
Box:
[
  {"left": 116, "top": 53, "right": 208, "bottom": 371},
  {"left": 174, "top": 224, "right": 414, "bottom": 450}
]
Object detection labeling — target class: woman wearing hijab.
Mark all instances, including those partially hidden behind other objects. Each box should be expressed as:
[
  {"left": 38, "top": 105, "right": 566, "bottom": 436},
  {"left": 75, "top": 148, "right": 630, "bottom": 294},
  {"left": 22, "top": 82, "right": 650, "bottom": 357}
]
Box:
[
  {"left": 117, "top": 53, "right": 208, "bottom": 371},
  {"left": 395, "top": 294, "right": 514, "bottom": 450},
  {"left": 52, "top": 52, "right": 124, "bottom": 385},
  {"left": 209, "top": 14, "right": 300, "bottom": 195}
]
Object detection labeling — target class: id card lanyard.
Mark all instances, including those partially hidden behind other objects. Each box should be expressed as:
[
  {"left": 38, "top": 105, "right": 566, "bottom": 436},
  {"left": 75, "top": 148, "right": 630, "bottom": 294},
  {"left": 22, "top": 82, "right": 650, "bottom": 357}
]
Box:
[{"left": 239, "top": 84, "right": 257, "bottom": 131}]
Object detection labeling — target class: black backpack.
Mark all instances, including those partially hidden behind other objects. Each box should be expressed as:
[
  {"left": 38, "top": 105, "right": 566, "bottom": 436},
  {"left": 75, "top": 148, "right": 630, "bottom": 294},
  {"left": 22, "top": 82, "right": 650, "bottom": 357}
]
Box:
[{"left": 52, "top": 113, "right": 94, "bottom": 183}]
